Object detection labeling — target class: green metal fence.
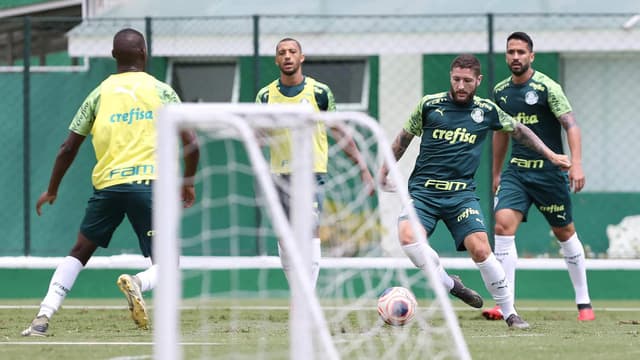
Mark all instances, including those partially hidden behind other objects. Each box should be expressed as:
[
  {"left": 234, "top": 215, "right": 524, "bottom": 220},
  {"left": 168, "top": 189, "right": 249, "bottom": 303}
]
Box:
[{"left": 2, "top": 14, "right": 639, "bottom": 258}]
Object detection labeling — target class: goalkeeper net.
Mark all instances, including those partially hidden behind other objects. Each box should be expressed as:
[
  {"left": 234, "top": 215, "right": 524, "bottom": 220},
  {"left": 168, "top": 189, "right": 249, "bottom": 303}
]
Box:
[{"left": 154, "top": 103, "right": 471, "bottom": 360}]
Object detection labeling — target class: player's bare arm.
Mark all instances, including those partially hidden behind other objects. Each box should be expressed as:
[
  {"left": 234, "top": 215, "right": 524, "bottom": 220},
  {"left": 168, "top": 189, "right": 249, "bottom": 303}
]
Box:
[
  {"left": 559, "top": 112, "right": 586, "bottom": 192},
  {"left": 392, "top": 129, "right": 414, "bottom": 161},
  {"left": 36, "top": 132, "right": 86, "bottom": 216},
  {"left": 511, "top": 123, "right": 571, "bottom": 170},
  {"left": 379, "top": 129, "right": 414, "bottom": 189},
  {"left": 329, "top": 126, "right": 375, "bottom": 195},
  {"left": 492, "top": 131, "right": 510, "bottom": 193},
  {"left": 180, "top": 129, "right": 200, "bottom": 208}
]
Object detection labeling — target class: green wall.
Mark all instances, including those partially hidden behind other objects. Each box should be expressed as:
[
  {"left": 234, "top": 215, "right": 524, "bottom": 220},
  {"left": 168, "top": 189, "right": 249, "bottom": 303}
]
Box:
[
  {"left": 2, "top": 268, "right": 637, "bottom": 300},
  {"left": 0, "top": 0, "right": 53, "bottom": 9},
  {"left": 0, "top": 57, "right": 168, "bottom": 256},
  {"left": 0, "top": 52, "right": 634, "bottom": 258}
]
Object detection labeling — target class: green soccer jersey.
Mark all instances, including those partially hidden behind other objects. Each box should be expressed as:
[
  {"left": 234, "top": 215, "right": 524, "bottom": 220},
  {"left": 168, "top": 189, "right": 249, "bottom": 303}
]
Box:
[
  {"left": 404, "top": 92, "right": 517, "bottom": 195},
  {"left": 494, "top": 71, "right": 572, "bottom": 170}
]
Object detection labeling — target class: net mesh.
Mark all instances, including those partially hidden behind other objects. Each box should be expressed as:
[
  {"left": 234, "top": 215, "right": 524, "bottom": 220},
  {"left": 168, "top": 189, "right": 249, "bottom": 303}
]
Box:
[{"left": 154, "top": 104, "right": 470, "bottom": 360}]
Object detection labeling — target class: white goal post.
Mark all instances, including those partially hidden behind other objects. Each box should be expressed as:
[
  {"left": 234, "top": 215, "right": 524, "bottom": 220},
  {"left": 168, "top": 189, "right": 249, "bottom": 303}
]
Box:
[{"left": 154, "top": 103, "right": 471, "bottom": 360}]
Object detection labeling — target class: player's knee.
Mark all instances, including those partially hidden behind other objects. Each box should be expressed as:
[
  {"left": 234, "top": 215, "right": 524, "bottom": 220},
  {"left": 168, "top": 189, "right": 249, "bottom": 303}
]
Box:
[
  {"left": 464, "top": 234, "right": 492, "bottom": 262},
  {"left": 470, "top": 247, "right": 493, "bottom": 263},
  {"left": 494, "top": 210, "right": 520, "bottom": 235},
  {"left": 552, "top": 224, "right": 575, "bottom": 241},
  {"left": 494, "top": 219, "right": 517, "bottom": 235},
  {"left": 398, "top": 222, "right": 416, "bottom": 246}
]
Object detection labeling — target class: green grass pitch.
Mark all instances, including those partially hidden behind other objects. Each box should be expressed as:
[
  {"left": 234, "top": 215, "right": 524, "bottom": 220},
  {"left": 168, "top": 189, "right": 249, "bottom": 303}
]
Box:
[{"left": 1, "top": 299, "right": 639, "bottom": 359}]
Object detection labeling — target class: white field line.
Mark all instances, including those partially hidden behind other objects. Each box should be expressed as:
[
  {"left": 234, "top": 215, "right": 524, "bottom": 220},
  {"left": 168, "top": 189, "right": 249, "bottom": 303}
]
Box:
[
  {"left": 0, "top": 342, "right": 222, "bottom": 346},
  {"left": 1, "top": 304, "right": 639, "bottom": 312}
]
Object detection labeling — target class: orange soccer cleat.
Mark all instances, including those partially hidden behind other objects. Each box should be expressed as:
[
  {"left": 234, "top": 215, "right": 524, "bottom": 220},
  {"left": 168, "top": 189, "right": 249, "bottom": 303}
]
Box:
[
  {"left": 482, "top": 305, "right": 504, "bottom": 320},
  {"left": 578, "top": 307, "right": 595, "bottom": 321}
]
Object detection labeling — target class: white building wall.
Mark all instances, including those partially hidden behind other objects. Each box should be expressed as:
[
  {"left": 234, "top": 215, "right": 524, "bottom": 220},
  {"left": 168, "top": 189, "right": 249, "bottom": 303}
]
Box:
[{"left": 377, "top": 54, "right": 423, "bottom": 256}]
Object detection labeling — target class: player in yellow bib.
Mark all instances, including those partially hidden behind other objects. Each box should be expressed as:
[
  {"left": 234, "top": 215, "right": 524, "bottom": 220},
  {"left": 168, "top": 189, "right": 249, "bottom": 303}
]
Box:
[
  {"left": 22, "top": 28, "right": 200, "bottom": 337},
  {"left": 256, "top": 38, "right": 374, "bottom": 289}
]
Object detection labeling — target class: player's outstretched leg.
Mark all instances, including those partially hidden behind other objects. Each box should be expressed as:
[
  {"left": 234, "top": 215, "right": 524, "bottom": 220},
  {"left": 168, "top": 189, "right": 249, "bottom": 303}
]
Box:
[
  {"left": 117, "top": 274, "right": 149, "bottom": 329},
  {"left": 449, "top": 275, "right": 484, "bottom": 308},
  {"left": 21, "top": 315, "right": 50, "bottom": 337}
]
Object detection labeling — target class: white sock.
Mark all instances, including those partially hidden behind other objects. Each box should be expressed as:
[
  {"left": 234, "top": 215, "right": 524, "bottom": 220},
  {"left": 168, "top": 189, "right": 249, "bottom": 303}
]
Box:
[
  {"left": 38, "top": 256, "right": 84, "bottom": 319},
  {"left": 402, "top": 242, "right": 454, "bottom": 290},
  {"left": 135, "top": 264, "right": 158, "bottom": 292},
  {"left": 278, "top": 239, "right": 321, "bottom": 291},
  {"left": 494, "top": 235, "right": 517, "bottom": 295},
  {"left": 311, "top": 238, "right": 321, "bottom": 289},
  {"left": 476, "top": 253, "right": 516, "bottom": 318},
  {"left": 559, "top": 233, "right": 591, "bottom": 305},
  {"left": 277, "top": 242, "right": 292, "bottom": 285}
]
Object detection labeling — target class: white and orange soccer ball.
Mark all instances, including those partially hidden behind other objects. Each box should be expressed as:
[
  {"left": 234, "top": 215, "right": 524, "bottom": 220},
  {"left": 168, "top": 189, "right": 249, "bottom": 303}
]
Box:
[{"left": 377, "top": 286, "right": 418, "bottom": 326}]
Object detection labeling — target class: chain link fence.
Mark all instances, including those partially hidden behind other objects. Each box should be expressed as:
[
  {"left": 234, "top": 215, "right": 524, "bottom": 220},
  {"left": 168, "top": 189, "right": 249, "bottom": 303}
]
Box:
[{"left": 2, "top": 13, "right": 639, "bottom": 257}]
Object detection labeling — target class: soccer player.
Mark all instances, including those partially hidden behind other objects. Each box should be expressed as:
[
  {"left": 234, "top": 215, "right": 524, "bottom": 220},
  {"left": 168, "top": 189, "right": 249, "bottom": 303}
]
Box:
[
  {"left": 481, "top": 32, "right": 595, "bottom": 322},
  {"left": 21, "top": 28, "right": 200, "bottom": 336},
  {"left": 380, "top": 54, "right": 572, "bottom": 329},
  {"left": 255, "top": 38, "right": 374, "bottom": 289}
]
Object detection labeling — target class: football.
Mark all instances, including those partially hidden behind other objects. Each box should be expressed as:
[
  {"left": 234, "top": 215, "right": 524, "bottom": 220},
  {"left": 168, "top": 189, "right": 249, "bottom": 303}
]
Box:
[{"left": 377, "top": 286, "right": 418, "bottom": 326}]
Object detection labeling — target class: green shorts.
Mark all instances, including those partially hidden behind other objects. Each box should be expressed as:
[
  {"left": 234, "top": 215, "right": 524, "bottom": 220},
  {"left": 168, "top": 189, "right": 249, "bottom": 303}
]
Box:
[
  {"left": 494, "top": 166, "right": 572, "bottom": 227},
  {"left": 401, "top": 190, "right": 487, "bottom": 251},
  {"left": 79, "top": 182, "right": 153, "bottom": 257}
]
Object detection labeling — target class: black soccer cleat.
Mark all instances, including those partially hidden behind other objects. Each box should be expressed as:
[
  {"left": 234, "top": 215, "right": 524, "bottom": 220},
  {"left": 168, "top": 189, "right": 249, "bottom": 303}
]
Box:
[
  {"left": 21, "top": 315, "right": 49, "bottom": 337},
  {"left": 506, "top": 314, "right": 530, "bottom": 330},
  {"left": 449, "top": 275, "right": 484, "bottom": 308}
]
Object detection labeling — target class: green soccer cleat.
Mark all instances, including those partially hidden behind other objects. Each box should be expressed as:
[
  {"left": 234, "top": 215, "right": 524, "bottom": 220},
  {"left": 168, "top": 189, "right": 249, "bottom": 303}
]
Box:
[
  {"left": 21, "top": 315, "right": 49, "bottom": 337},
  {"left": 117, "top": 274, "right": 149, "bottom": 330}
]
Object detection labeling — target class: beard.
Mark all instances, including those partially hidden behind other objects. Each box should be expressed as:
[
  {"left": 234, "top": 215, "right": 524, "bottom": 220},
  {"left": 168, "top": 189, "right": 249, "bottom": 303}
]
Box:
[
  {"left": 280, "top": 63, "right": 299, "bottom": 76},
  {"left": 510, "top": 62, "right": 530, "bottom": 76},
  {"left": 450, "top": 87, "right": 476, "bottom": 105}
]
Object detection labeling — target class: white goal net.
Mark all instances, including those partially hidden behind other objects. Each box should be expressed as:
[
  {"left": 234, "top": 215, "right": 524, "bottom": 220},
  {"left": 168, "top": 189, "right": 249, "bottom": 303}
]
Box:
[{"left": 154, "top": 103, "right": 471, "bottom": 360}]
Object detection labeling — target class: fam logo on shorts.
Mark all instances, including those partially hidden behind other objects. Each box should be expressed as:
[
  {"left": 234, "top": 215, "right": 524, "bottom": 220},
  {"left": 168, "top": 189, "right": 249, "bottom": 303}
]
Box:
[
  {"left": 470, "top": 108, "right": 484, "bottom": 123},
  {"left": 525, "top": 90, "right": 539, "bottom": 105}
]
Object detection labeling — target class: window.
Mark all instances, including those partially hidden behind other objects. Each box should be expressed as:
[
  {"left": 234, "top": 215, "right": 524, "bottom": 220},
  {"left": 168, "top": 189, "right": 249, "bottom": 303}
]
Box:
[
  {"left": 170, "top": 60, "right": 237, "bottom": 102},
  {"left": 303, "top": 59, "right": 369, "bottom": 110}
]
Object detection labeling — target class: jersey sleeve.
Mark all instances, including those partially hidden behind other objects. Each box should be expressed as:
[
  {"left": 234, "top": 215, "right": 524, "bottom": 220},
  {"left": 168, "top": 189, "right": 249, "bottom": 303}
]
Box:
[
  {"left": 403, "top": 99, "right": 425, "bottom": 137},
  {"left": 495, "top": 106, "right": 517, "bottom": 132},
  {"left": 546, "top": 81, "right": 572, "bottom": 118},
  {"left": 314, "top": 82, "right": 336, "bottom": 111},
  {"left": 156, "top": 82, "right": 181, "bottom": 105},
  {"left": 69, "top": 85, "right": 101, "bottom": 136},
  {"left": 484, "top": 99, "right": 517, "bottom": 132},
  {"left": 255, "top": 86, "right": 269, "bottom": 104}
]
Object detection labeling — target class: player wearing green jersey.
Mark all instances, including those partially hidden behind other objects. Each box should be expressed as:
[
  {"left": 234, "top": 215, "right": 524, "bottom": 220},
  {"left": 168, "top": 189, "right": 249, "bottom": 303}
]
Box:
[
  {"left": 256, "top": 38, "right": 374, "bottom": 290},
  {"left": 21, "top": 28, "right": 200, "bottom": 337},
  {"left": 482, "top": 32, "right": 595, "bottom": 322},
  {"left": 380, "top": 54, "right": 571, "bottom": 329}
]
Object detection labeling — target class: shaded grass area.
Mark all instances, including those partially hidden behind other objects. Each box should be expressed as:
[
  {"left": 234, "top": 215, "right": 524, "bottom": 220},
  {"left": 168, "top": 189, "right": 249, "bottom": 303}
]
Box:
[{"left": 0, "top": 299, "right": 639, "bottom": 359}]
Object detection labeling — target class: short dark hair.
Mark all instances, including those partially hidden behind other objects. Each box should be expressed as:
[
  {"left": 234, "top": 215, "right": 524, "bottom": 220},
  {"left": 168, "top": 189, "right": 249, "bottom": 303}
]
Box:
[
  {"left": 450, "top": 54, "right": 481, "bottom": 76},
  {"left": 112, "top": 28, "right": 146, "bottom": 65},
  {"left": 113, "top": 28, "right": 145, "bottom": 46},
  {"left": 507, "top": 31, "right": 533, "bottom": 51},
  {"left": 276, "top": 37, "right": 302, "bottom": 52}
]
